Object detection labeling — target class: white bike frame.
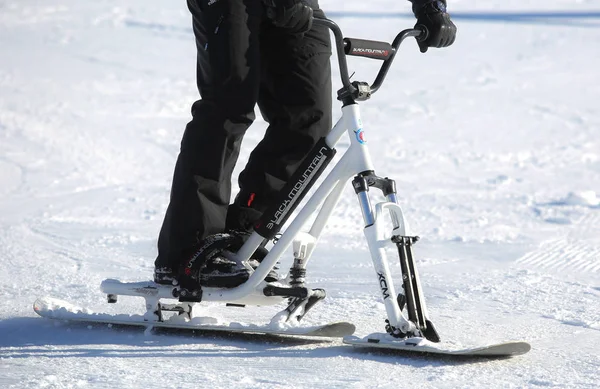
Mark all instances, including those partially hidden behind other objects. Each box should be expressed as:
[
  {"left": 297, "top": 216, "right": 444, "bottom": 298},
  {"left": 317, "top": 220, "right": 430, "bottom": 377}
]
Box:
[
  {"left": 208, "top": 104, "right": 413, "bottom": 331},
  {"left": 102, "top": 18, "right": 438, "bottom": 340}
]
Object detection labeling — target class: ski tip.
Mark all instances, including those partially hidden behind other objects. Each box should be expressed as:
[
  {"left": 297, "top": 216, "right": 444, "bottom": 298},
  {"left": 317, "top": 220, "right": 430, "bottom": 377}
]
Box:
[
  {"left": 500, "top": 341, "right": 531, "bottom": 356},
  {"left": 33, "top": 299, "right": 42, "bottom": 313},
  {"left": 33, "top": 297, "right": 54, "bottom": 317},
  {"left": 33, "top": 296, "right": 83, "bottom": 318},
  {"left": 308, "top": 322, "right": 356, "bottom": 337},
  {"left": 285, "top": 321, "right": 356, "bottom": 338},
  {"left": 33, "top": 296, "right": 53, "bottom": 312}
]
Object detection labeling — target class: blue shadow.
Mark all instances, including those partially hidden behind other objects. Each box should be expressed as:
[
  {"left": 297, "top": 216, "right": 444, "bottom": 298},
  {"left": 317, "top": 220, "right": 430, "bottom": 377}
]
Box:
[
  {"left": 123, "top": 11, "right": 600, "bottom": 36},
  {"left": 326, "top": 11, "right": 600, "bottom": 27}
]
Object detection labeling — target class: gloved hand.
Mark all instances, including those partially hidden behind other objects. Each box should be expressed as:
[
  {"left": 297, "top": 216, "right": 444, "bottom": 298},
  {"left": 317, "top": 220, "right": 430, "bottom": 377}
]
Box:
[
  {"left": 263, "top": 0, "right": 313, "bottom": 34},
  {"left": 413, "top": 0, "right": 457, "bottom": 53}
]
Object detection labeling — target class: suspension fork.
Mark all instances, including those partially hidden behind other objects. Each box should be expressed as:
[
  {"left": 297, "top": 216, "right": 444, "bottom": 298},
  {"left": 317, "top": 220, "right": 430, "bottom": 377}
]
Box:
[{"left": 354, "top": 171, "right": 440, "bottom": 342}]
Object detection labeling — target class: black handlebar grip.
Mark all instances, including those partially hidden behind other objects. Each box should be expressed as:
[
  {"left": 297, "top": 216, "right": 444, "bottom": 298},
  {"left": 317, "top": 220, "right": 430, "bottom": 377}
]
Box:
[{"left": 343, "top": 38, "right": 394, "bottom": 60}]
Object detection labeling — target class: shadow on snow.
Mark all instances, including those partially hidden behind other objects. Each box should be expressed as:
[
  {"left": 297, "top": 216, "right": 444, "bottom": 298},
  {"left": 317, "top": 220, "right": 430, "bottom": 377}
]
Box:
[
  {"left": 326, "top": 11, "right": 600, "bottom": 27},
  {"left": 124, "top": 11, "right": 600, "bottom": 36}
]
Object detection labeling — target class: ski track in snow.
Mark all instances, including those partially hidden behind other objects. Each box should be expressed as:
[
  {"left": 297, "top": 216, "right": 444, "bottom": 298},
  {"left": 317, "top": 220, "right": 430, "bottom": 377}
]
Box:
[
  {"left": 517, "top": 209, "right": 600, "bottom": 273},
  {"left": 2, "top": 0, "right": 600, "bottom": 388}
]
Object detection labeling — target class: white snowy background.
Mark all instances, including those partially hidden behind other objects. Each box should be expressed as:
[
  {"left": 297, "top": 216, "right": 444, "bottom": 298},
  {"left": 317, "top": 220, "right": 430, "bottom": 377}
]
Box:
[{"left": 1, "top": 0, "right": 599, "bottom": 388}]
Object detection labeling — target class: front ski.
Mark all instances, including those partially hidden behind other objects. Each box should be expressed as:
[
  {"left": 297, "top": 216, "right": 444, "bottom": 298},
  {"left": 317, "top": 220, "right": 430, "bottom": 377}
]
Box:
[
  {"left": 343, "top": 334, "right": 530, "bottom": 357},
  {"left": 33, "top": 297, "right": 355, "bottom": 338}
]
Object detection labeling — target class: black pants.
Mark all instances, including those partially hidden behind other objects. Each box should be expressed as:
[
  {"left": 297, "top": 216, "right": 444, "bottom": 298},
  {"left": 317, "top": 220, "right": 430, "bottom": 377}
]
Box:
[{"left": 156, "top": 0, "right": 332, "bottom": 270}]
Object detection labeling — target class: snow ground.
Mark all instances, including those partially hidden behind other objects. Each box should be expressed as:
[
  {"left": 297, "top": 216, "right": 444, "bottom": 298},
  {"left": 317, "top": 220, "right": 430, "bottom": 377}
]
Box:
[{"left": 1, "top": 0, "right": 599, "bottom": 388}]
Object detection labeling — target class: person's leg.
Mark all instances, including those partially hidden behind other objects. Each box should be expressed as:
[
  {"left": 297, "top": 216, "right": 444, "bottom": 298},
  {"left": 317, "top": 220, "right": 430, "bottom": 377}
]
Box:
[
  {"left": 155, "top": 0, "right": 263, "bottom": 279},
  {"left": 226, "top": 6, "right": 333, "bottom": 232}
]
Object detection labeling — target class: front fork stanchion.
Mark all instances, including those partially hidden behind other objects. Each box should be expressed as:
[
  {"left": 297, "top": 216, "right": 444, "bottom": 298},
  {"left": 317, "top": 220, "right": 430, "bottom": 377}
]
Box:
[{"left": 353, "top": 175, "right": 375, "bottom": 226}]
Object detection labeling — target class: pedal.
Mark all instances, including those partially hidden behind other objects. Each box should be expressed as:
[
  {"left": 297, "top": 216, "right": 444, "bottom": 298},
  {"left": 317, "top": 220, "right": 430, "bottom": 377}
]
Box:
[{"left": 263, "top": 285, "right": 309, "bottom": 299}]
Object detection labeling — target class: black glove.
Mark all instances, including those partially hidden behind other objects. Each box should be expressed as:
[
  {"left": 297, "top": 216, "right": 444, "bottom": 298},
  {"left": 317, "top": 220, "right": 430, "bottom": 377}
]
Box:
[
  {"left": 263, "top": 0, "right": 313, "bottom": 34},
  {"left": 413, "top": 0, "right": 457, "bottom": 53}
]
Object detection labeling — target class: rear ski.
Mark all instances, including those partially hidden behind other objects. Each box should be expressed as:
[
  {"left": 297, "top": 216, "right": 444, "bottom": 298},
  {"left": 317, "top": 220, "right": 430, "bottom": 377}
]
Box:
[{"left": 33, "top": 296, "right": 356, "bottom": 338}]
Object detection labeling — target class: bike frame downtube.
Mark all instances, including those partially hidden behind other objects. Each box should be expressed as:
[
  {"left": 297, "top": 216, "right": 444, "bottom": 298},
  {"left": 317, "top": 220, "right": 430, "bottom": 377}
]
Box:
[{"left": 227, "top": 118, "right": 347, "bottom": 277}]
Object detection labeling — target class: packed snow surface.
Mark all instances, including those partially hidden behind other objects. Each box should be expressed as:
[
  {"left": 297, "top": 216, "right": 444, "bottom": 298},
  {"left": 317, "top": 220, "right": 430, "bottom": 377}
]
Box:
[{"left": 1, "top": 0, "right": 599, "bottom": 388}]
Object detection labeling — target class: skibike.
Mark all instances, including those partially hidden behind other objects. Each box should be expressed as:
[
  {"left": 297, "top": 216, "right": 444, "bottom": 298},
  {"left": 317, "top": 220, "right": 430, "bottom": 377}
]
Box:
[{"left": 35, "top": 17, "right": 530, "bottom": 358}]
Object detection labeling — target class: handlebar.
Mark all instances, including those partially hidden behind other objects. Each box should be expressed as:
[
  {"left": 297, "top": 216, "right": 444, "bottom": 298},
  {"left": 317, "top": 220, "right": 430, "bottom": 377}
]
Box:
[{"left": 312, "top": 17, "right": 425, "bottom": 101}]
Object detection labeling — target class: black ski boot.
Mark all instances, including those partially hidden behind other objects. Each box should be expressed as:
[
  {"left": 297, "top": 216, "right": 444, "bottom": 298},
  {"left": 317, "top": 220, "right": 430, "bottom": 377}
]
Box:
[
  {"left": 154, "top": 267, "right": 178, "bottom": 286},
  {"left": 198, "top": 256, "right": 251, "bottom": 288}
]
